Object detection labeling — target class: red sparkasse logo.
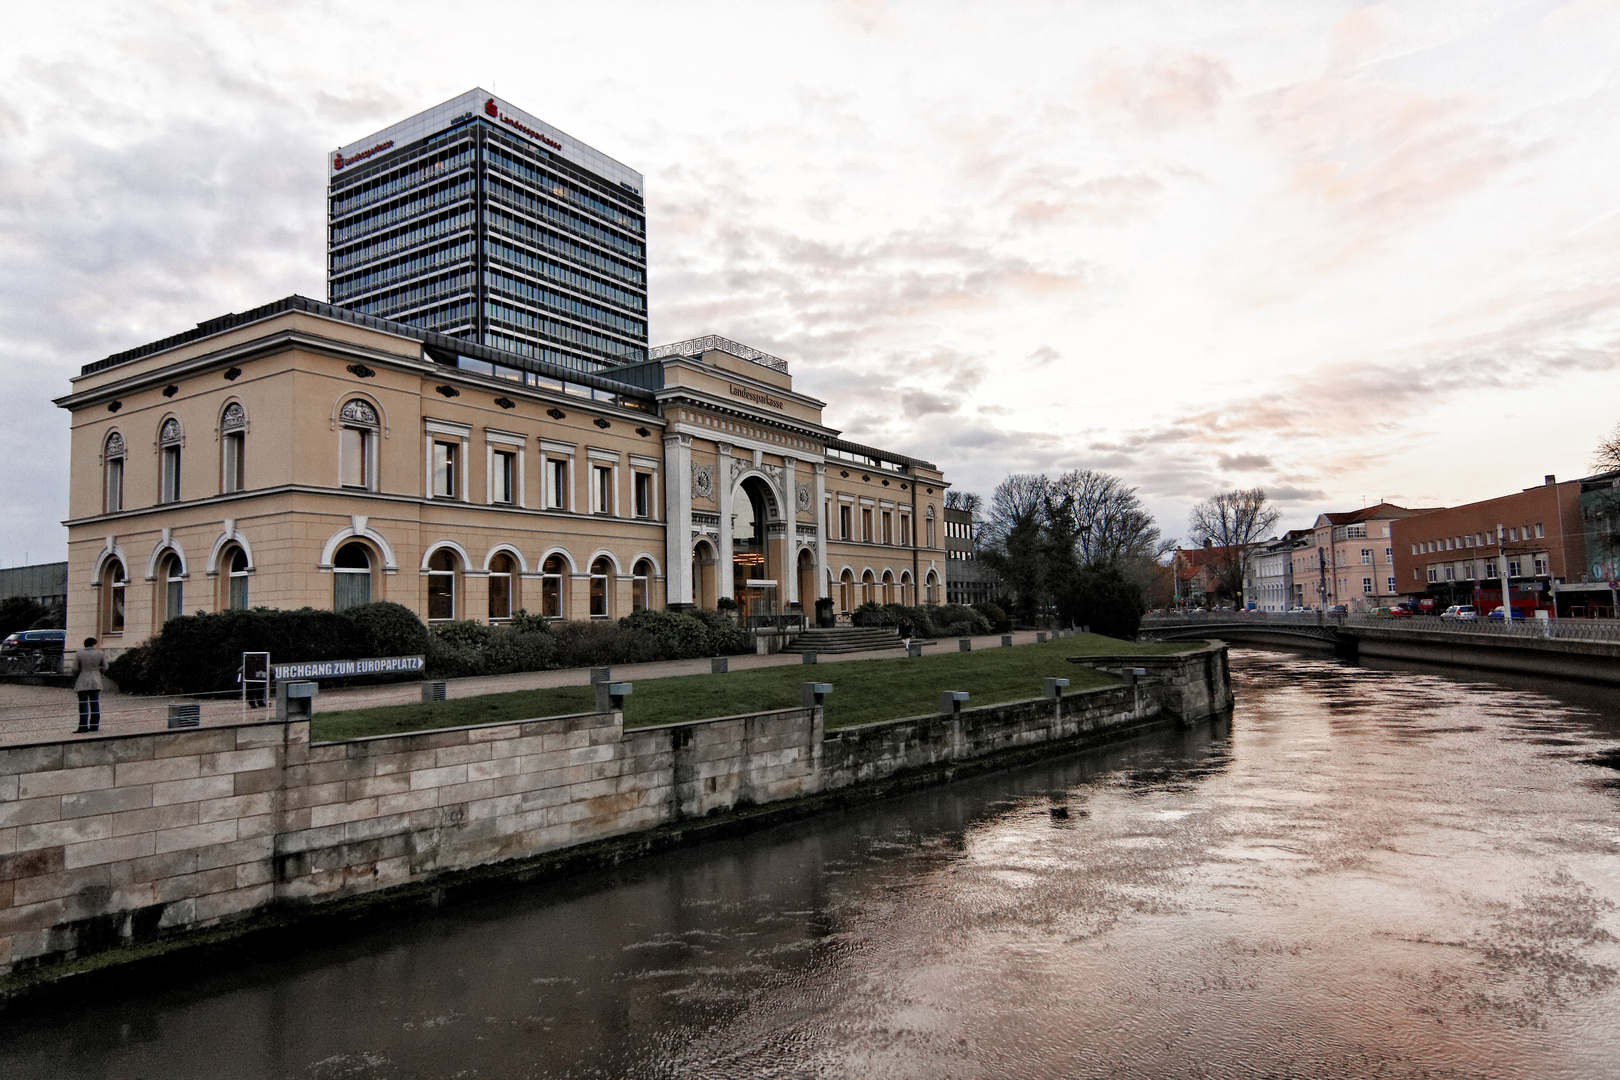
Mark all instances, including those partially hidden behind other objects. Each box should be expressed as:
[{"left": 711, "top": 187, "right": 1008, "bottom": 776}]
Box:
[
  {"left": 483, "top": 98, "right": 562, "bottom": 152},
  {"left": 485, "top": 97, "right": 498, "bottom": 117}
]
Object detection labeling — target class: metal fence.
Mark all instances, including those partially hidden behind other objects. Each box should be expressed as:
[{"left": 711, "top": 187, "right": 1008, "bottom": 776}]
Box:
[{"left": 1142, "top": 610, "right": 1620, "bottom": 643}]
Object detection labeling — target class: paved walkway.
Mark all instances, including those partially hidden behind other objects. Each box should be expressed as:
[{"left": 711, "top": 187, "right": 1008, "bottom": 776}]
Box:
[{"left": 0, "top": 631, "right": 1062, "bottom": 746}]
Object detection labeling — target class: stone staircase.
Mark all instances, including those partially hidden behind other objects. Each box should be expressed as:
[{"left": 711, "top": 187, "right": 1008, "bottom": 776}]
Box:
[{"left": 793, "top": 626, "right": 907, "bottom": 654}]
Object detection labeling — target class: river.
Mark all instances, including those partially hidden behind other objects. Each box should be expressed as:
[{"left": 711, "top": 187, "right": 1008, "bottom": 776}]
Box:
[{"left": 4, "top": 648, "right": 1620, "bottom": 1079}]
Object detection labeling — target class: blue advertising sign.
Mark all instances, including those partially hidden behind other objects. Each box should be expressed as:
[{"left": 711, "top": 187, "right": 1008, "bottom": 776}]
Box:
[{"left": 270, "top": 655, "right": 425, "bottom": 680}]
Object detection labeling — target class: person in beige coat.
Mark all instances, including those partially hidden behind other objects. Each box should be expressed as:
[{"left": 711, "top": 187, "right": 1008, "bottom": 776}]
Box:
[{"left": 72, "top": 637, "right": 107, "bottom": 733}]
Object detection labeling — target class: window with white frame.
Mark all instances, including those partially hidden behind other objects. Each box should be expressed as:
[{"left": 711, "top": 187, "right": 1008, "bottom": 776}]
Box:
[
  {"left": 491, "top": 450, "right": 515, "bottom": 504},
  {"left": 103, "top": 431, "right": 125, "bottom": 513},
  {"left": 432, "top": 440, "right": 459, "bottom": 498},
  {"left": 1535, "top": 523, "right": 1545, "bottom": 538},
  {"left": 900, "top": 513, "right": 911, "bottom": 547},
  {"left": 882, "top": 511, "right": 893, "bottom": 545},
  {"left": 1508, "top": 560, "right": 1522, "bottom": 577},
  {"left": 220, "top": 402, "right": 246, "bottom": 494},
  {"left": 159, "top": 418, "right": 182, "bottom": 503},
  {"left": 547, "top": 457, "right": 570, "bottom": 509},
  {"left": 338, "top": 399, "right": 378, "bottom": 490},
  {"left": 592, "top": 464, "right": 613, "bottom": 514},
  {"left": 634, "top": 472, "right": 653, "bottom": 518},
  {"left": 839, "top": 503, "right": 852, "bottom": 540},
  {"left": 1387, "top": 577, "right": 1396, "bottom": 592},
  {"left": 1534, "top": 557, "right": 1548, "bottom": 575},
  {"left": 1360, "top": 548, "right": 1372, "bottom": 565}
]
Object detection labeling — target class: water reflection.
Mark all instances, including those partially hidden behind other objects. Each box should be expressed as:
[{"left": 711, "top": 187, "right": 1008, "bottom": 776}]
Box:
[{"left": 3, "top": 649, "right": 1620, "bottom": 1079}]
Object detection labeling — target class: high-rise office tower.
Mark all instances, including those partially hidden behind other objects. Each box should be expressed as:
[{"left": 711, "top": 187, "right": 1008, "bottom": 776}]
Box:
[{"left": 327, "top": 89, "right": 647, "bottom": 372}]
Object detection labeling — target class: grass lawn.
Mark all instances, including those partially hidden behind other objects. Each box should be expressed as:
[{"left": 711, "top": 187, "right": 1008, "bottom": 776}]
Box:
[{"left": 309, "top": 633, "right": 1204, "bottom": 742}]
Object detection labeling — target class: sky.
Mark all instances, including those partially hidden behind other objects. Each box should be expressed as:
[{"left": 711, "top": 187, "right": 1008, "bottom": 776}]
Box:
[{"left": 2, "top": 0, "right": 1619, "bottom": 565}]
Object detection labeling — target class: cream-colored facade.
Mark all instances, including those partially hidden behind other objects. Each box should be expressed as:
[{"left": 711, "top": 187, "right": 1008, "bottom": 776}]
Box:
[{"left": 56, "top": 300, "right": 947, "bottom": 651}]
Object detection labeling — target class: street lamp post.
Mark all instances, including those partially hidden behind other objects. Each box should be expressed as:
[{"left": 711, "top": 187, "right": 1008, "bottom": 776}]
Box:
[{"left": 1497, "top": 522, "right": 1511, "bottom": 625}]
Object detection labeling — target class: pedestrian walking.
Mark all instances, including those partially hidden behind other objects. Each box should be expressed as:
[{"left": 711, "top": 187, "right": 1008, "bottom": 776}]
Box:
[
  {"left": 72, "top": 637, "right": 107, "bottom": 733},
  {"left": 898, "top": 616, "right": 914, "bottom": 649}
]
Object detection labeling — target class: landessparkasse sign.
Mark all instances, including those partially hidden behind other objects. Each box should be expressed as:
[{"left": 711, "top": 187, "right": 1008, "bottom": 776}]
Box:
[
  {"left": 271, "top": 655, "right": 424, "bottom": 680},
  {"left": 328, "top": 88, "right": 644, "bottom": 197}
]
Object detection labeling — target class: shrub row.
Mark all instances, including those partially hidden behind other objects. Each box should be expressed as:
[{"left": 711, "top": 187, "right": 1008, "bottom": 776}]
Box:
[
  {"left": 108, "top": 603, "right": 751, "bottom": 695},
  {"left": 849, "top": 602, "right": 997, "bottom": 638}
]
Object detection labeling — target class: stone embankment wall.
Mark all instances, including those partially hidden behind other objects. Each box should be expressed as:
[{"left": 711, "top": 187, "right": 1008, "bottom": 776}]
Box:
[
  {"left": 0, "top": 643, "right": 1228, "bottom": 981},
  {"left": 1347, "top": 626, "right": 1620, "bottom": 685}
]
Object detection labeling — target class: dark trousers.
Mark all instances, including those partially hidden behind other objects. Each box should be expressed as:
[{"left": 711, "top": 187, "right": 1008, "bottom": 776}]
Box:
[{"left": 77, "top": 690, "right": 100, "bottom": 732}]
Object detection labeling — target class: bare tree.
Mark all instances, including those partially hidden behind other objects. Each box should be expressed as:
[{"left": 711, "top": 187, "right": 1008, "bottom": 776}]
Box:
[
  {"left": 1595, "top": 423, "right": 1620, "bottom": 473},
  {"left": 1047, "top": 470, "right": 1167, "bottom": 566},
  {"left": 944, "top": 490, "right": 984, "bottom": 514},
  {"left": 1187, "top": 488, "right": 1281, "bottom": 603},
  {"left": 980, "top": 474, "right": 1049, "bottom": 553}
]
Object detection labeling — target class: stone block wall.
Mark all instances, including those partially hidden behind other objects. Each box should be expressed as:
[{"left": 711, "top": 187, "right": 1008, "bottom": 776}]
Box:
[{"left": 0, "top": 644, "right": 1228, "bottom": 979}]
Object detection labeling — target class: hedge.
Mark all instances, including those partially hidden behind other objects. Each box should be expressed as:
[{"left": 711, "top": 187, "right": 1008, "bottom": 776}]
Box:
[{"left": 108, "top": 603, "right": 752, "bottom": 695}]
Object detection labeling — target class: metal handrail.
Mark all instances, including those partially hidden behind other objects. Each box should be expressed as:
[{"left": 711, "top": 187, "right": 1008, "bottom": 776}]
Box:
[{"left": 1141, "top": 610, "right": 1620, "bottom": 642}]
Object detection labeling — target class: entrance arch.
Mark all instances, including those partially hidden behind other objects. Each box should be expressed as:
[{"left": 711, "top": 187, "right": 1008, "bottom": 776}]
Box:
[
  {"left": 732, "top": 475, "right": 780, "bottom": 618},
  {"left": 692, "top": 539, "right": 718, "bottom": 610},
  {"left": 797, "top": 549, "right": 815, "bottom": 611}
]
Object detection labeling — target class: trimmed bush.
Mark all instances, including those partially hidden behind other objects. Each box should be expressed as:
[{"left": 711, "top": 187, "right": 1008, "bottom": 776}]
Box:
[
  {"left": 344, "top": 602, "right": 431, "bottom": 657},
  {"left": 930, "top": 603, "right": 992, "bottom": 637}
]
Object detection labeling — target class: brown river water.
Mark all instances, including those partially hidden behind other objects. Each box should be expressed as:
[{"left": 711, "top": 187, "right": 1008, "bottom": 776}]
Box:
[{"left": 3, "top": 648, "right": 1620, "bottom": 1079}]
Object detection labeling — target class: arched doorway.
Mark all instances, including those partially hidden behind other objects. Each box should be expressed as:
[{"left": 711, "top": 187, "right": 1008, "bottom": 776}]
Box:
[
  {"left": 732, "top": 477, "right": 778, "bottom": 618},
  {"left": 632, "top": 559, "right": 653, "bottom": 611},
  {"left": 692, "top": 540, "right": 717, "bottom": 610},
  {"left": 488, "top": 552, "right": 518, "bottom": 622},
  {"left": 797, "top": 549, "right": 815, "bottom": 611},
  {"left": 881, "top": 570, "right": 895, "bottom": 605},
  {"left": 100, "top": 558, "right": 127, "bottom": 637},
  {"left": 426, "top": 548, "right": 459, "bottom": 622},
  {"left": 540, "top": 554, "right": 568, "bottom": 618},
  {"left": 900, "top": 571, "right": 913, "bottom": 607},
  {"left": 589, "top": 556, "right": 614, "bottom": 619},
  {"left": 861, "top": 569, "right": 876, "bottom": 607},
  {"left": 839, "top": 569, "right": 855, "bottom": 613}
]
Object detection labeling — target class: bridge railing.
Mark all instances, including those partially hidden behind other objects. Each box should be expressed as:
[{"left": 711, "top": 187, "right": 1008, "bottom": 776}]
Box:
[{"left": 1141, "top": 610, "right": 1620, "bottom": 643}]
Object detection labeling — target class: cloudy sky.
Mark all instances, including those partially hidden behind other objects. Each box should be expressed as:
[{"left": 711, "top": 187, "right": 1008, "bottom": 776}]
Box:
[{"left": 3, "top": 0, "right": 1619, "bottom": 565}]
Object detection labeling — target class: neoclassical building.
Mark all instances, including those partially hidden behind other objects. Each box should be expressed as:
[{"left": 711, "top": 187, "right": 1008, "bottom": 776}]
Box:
[{"left": 56, "top": 297, "right": 949, "bottom": 650}]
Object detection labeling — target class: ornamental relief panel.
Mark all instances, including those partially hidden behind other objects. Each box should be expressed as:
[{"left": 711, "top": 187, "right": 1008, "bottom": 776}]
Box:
[
  {"left": 796, "top": 482, "right": 812, "bottom": 512},
  {"left": 691, "top": 463, "right": 714, "bottom": 501}
]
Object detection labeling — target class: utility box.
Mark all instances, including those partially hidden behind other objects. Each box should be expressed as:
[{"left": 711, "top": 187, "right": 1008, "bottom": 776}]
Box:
[
  {"left": 1043, "top": 677, "right": 1069, "bottom": 700},
  {"left": 167, "top": 704, "right": 201, "bottom": 729},
  {"left": 1001, "top": 635, "right": 1013, "bottom": 647},
  {"left": 940, "top": 690, "right": 970, "bottom": 716},
  {"left": 595, "top": 681, "right": 632, "bottom": 713},
  {"left": 800, "top": 681, "right": 833, "bottom": 708},
  {"left": 711, "top": 656, "right": 729, "bottom": 674},
  {"left": 958, "top": 639, "right": 972, "bottom": 652},
  {"left": 421, "top": 680, "right": 447, "bottom": 702},
  {"left": 907, "top": 643, "right": 922, "bottom": 657},
  {"left": 276, "top": 680, "right": 318, "bottom": 721}
]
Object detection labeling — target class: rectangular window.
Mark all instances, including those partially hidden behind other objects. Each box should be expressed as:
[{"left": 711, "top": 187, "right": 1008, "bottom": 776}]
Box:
[
  {"left": 593, "top": 464, "right": 612, "bottom": 514},
  {"left": 433, "top": 440, "right": 459, "bottom": 499},
  {"left": 1508, "top": 528, "right": 1518, "bottom": 542},
  {"left": 1427, "top": 568, "right": 1438, "bottom": 582},
  {"left": 926, "top": 517, "right": 936, "bottom": 548},
  {"left": 882, "top": 511, "right": 893, "bottom": 545},
  {"left": 222, "top": 432, "right": 244, "bottom": 493},
  {"left": 1534, "top": 557, "right": 1549, "bottom": 575},
  {"left": 1445, "top": 567, "right": 1455, "bottom": 581},
  {"left": 549, "top": 458, "right": 568, "bottom": 509},
  {"left": 160, "top": 446, "right": 181, "bottom": 503},
  {"left": 1360, "top": 549, "right": 1372, "bottom": 565},
  {"left": 900, "top": 515, "right": 911, "bottom": 547},
  {"left": 340, "top": 427, "right": 369, "bottom": 488},
  {"left": 1535, "top": 523, "right": 1545, "bottom": 538},
  {"left": 1509, "top": 560, "right": 1522, "bottom": 577},
  {"left": 634, "top": 472, "right": 652, "bottom": 518},
  {"left": 1485, "top": 560, "right": 1498, "bottom": 578},
  {"left": 492, "top": 450, "right": 515, "bottom": 504},
  {"left": 105, "top": 458, "right": 124, "bottom": 514},
  {"left": 1387, "top": 577, "right": 1396, "bottom": 591},
  {"left": 839, "top": 504, "right": 852, "bottom": 540},
  {"left": 861, "top": 508, "right": 873, "bottom": 542}
]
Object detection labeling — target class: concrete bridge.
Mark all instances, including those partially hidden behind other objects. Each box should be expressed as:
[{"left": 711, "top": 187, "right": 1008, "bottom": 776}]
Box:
[{"left": 1139, "top": 612, "right": 1620, "bottom": 685}]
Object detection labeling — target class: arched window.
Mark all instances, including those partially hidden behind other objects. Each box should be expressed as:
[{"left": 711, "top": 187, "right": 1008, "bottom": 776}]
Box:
[
  {"left": 925, "top": 570, "right": 939, "bottom": 606},
  {"left": 541, "top": 554, "right": 567, "bottom": 618},
  {"left": 839, "top": 569, "right": 855, "bottom": 613},
  {"left": 900, "top": 571, "right": 913, "bottom": 606},
  {"left": 861, "top": 569, "right": 876, "bottom": 605},
  {"left": 161, "top": 553, "right": 184, "bottom": 623},
  {"left": 427, "top": 548, "right": 458, "bottom": 622},
  {"left": 159, "top": 418, "right": 182, "bottom": 503},
  {"left": 223, "top": 545, "right": 250, "bottom": 610},
  {"left": 488, "top": 552, "right": 516, "bottom": 622},
  {"left": 103, "top": 431, "right": 125, "bottom": 513},
  {"left": 632, "top": 559, "right": 652, "bottom": 611},
  {"left": 881, "top": 570, "right": 895, "bottom": 605},
  {"left": 101, "top": 558, "right": 126, "bottom": 636},
  {"left": 220, "top": 402, "right": 246, "bottom": 493},
  {"left": 338, "top": 399, "right": 378, "bottom": 490},
  {"left": 589, "top": 556, "right": 613, "bottom": 619},
  {"left": 333, "top": 542, "right": 372, "bottom": 611},
  {"left": 925, "top": 505, "right": 936, "bottom": 549}
]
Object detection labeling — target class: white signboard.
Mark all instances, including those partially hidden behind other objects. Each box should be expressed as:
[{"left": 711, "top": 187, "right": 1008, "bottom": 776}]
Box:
[{"left": 271, "top": 655, "right": 425, "bottom": 680}]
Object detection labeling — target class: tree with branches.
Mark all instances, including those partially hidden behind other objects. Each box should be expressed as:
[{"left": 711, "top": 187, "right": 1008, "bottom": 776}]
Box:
[
  {"left": 1187, "top": 488, "right": 1280, "bottom": 604},
  {"left": 1594, "top": 423, "right": 1620, "bottom": 474}
]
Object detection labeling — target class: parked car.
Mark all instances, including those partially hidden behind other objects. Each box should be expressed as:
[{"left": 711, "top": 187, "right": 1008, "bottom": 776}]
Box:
[
  {"left": 1326, "top": 605, "right": 1348, "bottom": 616},
  {"left": 0, "top": 629, "right": 66, "bottom": 672},
  {"left": 1388, "top": 605, "right": 1414, "bottom": 618},
  {"left": 1440, "top": 605, "right": 1478, "bottom": 620}
]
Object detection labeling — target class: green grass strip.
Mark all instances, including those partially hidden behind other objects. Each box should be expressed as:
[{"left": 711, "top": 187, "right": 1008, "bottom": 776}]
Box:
[{"left": 309, "top": 634, "right": 1202, "bottom": 742}]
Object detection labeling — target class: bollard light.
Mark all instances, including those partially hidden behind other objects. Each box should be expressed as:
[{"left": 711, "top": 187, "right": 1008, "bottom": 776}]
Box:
[
  {"left": 940, "top": 690, "right": 970, "bottom": 716},
  {"left": 596, "top": 680, "right": 632, "bottom": 713},
  {"left": 1043, "top": 677, "right": 1069, "bottom": 701}
]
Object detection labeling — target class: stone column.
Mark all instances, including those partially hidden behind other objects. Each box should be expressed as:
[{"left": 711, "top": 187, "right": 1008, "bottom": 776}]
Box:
[
  {"left": 663, "top": 434, "right": 692, "bottom": 607},
  {"left": 813, "top": 463, "right": 829, "bottom": 600},
  {"left": 717, "top": 443, "right": 734, "bottom": 602},
  {"left": 783, "top": 457, "right": 799, "bottom": 607}
]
